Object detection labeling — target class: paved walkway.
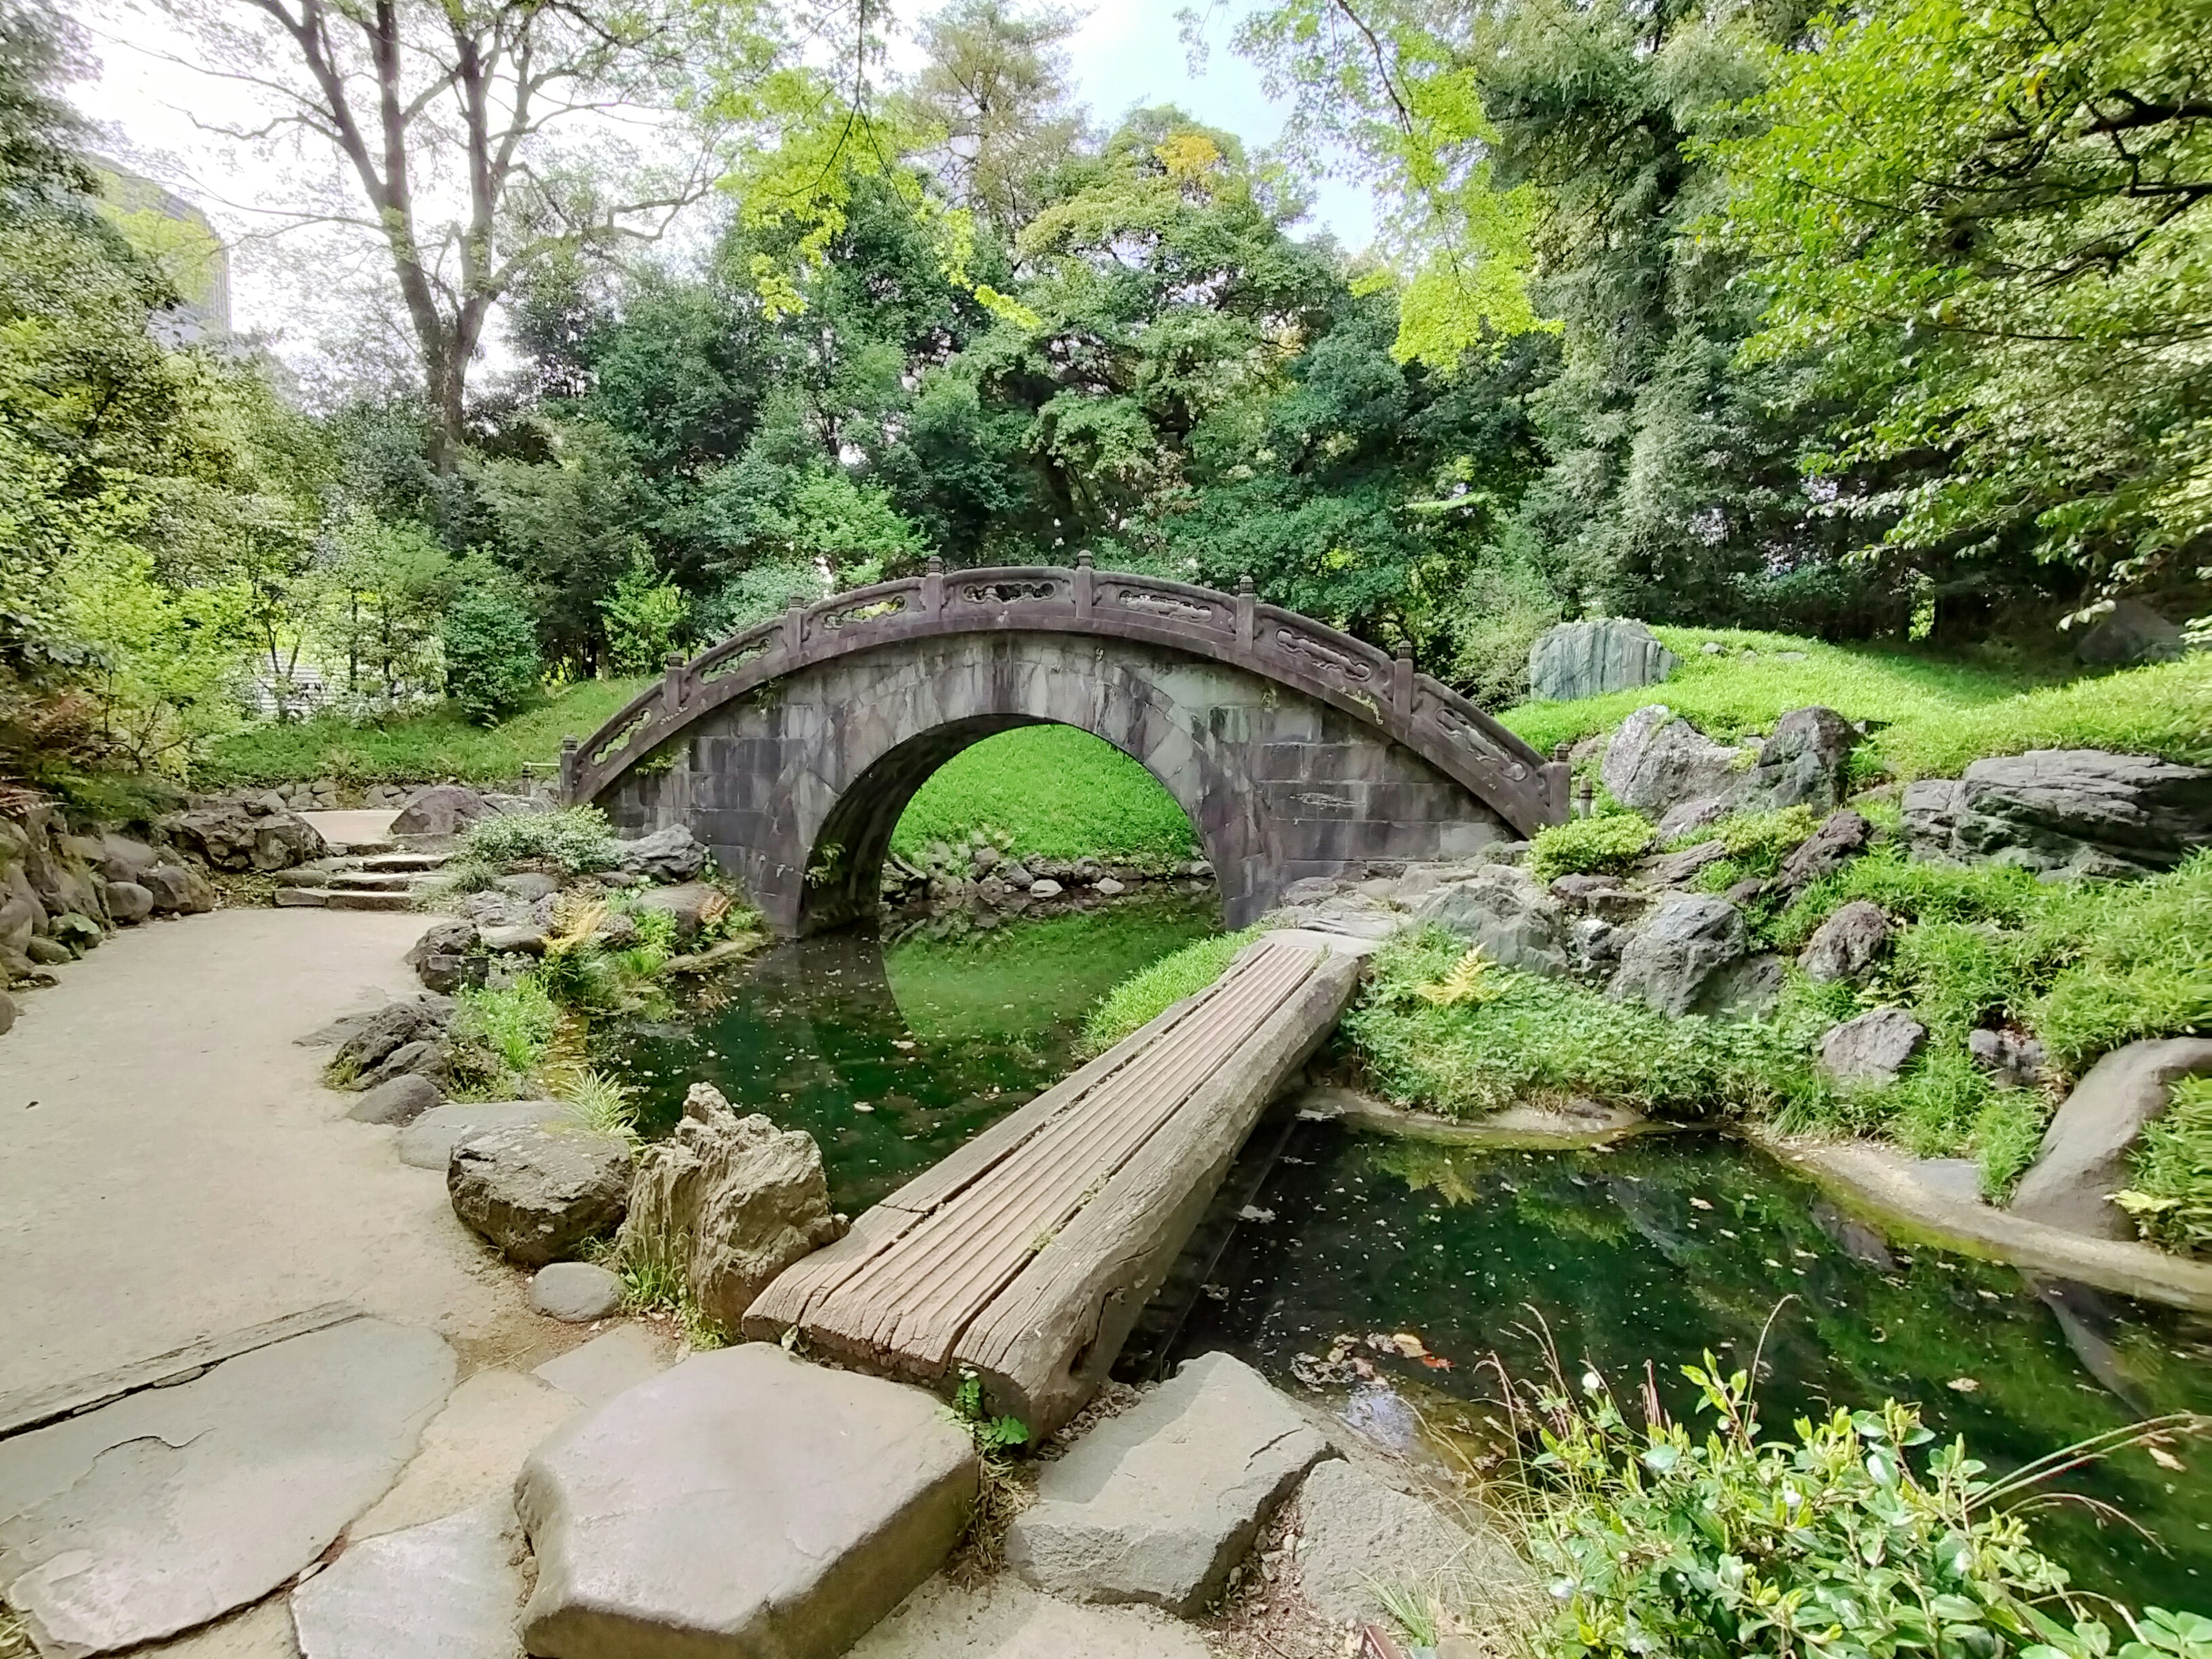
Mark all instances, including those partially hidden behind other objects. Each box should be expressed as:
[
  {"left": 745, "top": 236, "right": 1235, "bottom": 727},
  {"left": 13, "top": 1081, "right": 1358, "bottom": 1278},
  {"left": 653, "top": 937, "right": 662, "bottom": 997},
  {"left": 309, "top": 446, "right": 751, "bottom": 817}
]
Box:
[{"left": 0, "top": 908, "right": 546, "bottom": 1403}]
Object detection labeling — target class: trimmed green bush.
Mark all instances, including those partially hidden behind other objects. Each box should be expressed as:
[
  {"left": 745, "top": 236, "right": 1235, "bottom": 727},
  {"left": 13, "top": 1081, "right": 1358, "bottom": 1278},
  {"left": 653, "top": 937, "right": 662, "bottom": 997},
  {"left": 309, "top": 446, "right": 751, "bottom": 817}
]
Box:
[
  {"left": 456, "top": 804, "right": 619, "bottom": 875},
  {"left": 1529, "top": 813, "right": 1657, "bottom": 881},
  {"left": 442, "top": 592, "right": 544, "bottom": 725}
]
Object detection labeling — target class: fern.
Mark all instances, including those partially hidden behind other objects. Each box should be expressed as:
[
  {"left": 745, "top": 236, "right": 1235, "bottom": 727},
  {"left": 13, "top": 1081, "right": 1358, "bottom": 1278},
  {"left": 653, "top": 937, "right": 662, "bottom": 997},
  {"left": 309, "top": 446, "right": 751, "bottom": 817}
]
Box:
[{"left": 1415, "top": 947, "right": 1506, "bottom": 1007}]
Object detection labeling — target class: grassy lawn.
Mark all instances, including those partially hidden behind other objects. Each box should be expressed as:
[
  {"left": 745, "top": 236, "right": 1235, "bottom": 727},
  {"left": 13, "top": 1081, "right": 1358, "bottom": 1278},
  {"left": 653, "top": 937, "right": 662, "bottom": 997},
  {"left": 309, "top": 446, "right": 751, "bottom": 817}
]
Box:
[
  {"left": 889, "top": 725, "right": 1198, "bottom": 868},
  {"left": 1498, "top": 627, "right": 2212, "bottom": 778},
  {"left": 196, "top": 679, "right": 652, "bottom": 788}
]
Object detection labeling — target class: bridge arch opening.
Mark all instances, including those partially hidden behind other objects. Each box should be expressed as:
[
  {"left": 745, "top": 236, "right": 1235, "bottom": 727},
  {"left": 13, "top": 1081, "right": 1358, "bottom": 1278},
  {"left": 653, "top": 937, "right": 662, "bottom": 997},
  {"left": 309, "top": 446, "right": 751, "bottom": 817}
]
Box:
[{"left": 794, "top": 717, "right": 1217, "bottom": 934}]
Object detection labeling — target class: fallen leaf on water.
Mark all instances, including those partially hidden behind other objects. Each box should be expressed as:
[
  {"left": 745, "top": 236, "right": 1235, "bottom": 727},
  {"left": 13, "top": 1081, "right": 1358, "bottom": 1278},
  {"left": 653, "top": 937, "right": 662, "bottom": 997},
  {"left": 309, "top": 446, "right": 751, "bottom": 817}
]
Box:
[
  {"left": 1391, "top": 1332, "right": 1429, "bottom": 1358},
  {"left": 2149, "top": 1445, "right": 2186, "bottom": 1472},
  {"left": 1947, "top": 1377, "right": 1980, "bottom": 1393},
  {"left": 1689, "top": 1197, "right": 1714, "bottom": 1211},
  {"left": 1419, "top": 1354, "right": 1455, "bottom": 1371}
]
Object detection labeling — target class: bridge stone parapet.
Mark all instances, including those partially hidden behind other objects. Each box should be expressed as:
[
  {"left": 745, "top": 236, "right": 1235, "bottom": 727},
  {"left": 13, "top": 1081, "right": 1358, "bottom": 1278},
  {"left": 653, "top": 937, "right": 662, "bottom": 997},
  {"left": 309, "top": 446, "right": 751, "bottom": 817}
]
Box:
[{"left": 566, "top": 559, "right": 1566, "bottom": 935}]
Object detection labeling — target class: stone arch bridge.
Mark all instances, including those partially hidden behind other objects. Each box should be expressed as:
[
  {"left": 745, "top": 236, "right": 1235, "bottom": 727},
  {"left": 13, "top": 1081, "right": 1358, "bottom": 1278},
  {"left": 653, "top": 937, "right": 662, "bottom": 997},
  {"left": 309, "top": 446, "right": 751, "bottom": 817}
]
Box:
[{"left": 564, "top": 559, "right": 1567, "bottom": 935}]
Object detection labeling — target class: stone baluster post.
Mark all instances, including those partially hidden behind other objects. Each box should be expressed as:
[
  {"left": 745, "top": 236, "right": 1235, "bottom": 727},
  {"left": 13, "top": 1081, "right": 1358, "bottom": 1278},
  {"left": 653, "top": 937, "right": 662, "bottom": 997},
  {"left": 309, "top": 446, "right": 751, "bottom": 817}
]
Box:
[
  {"left": 1074, "top": 550, "right": 1093, "bottom": 612},
  {"left": 923, "top": 555, "right": 944, "bottom": 618},
  {"left": 784, "top": 594, "right": 806, "bottom": 654},
  {"left": 1393, "top": 640, "right": 1414, "bottom": 714},
  {"left": 662, "top": 652, "right": 686, "bottom": 718},
  {"left": 559, "top": 735, "right": 579, "bottom": 803},
  {"left": 1236, "top": 575, "right": 1255, "bottom": 650}
]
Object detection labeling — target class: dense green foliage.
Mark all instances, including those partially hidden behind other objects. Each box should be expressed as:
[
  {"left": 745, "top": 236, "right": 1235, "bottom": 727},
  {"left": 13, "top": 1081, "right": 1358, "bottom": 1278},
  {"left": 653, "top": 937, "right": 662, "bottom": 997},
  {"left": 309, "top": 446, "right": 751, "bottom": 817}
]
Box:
[
  {"left": 1520, "top": 1355, "right": 2210, "bottom": 1658},
  {"left": 2119, "top": 1077, "right": 2212, "bottom": 1257},
  {"left": 889, "top": 726, "right": 1198, "bottom": 868},
  {"left": 1529, "top": 814, "right": 1656, "bottom": 881},
  {"left": 1081, "top": 926, "right": 1262, "bottom": 1055},
  {"left": 454, "top": 806, "right": 620, "bottom": 877},
  {"left": 441, "top": 592, "right": 544, "bottom": 725}
]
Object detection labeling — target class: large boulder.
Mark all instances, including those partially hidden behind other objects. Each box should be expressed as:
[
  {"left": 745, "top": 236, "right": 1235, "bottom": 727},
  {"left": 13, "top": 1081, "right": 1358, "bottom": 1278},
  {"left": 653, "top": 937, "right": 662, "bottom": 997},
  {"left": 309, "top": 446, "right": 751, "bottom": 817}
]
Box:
[
  {"left": 447, "top": 1122, "right": 632, "bottom": 1267},
  {"left": 1817, "top": 1006, "right": 1927, "bottom": 1089},
  {"left": 1799, "top": 899, "right": 1890, "bottom": 983},
  {"left": 141, "top": 861, "right": 217, "bottom": 914},
  {"left": 1904, "top": 751, "right": 2212, "bottom": 878},
  {"left": 1005, "top": 1351, "right": 1332, "bottom": 1616},
  {"left": 1528, "top": 619, "right": 1677, "bottom": 702},
  {"left": 1411, "top": 865, "right": 1567, "bottom": 977},
  {"left": 619, "top": 824, "right": 708, "bottom": 884},
  {"left": 398, "top": 1100, "right": 567, "bottom": 1169},
  {"left": 103, "top": 881, "right": 153, "bottom": 925},
  {"left": 97, "top": 833, "right": 158, "bottom": 883},
  {"left": 1607, "top": 893, "right": 1755, "bottom": 1017},
  {"left": 1601, "top": 706, "right": 1752, "bottom": 817},
  {"left": 2010, "top": 1038, "right": 2212, "bottom": 1238},
  {"left": 391, "top": 784, "right": 497, "bottom": 839},
  {"left": 615, "top": 1083, "right": 844, "bottom": 1335},
  {"left": 631, "top": 881, "right": 724, "bottom": 945},
  {"left": 1739, "top": 706, "right": 1859, "bottom": 813},
  {"left": 2074, "top": 599, "right": 2187, "bottom": 667},
  {"left": 0, "top": 894, "right": 38, "bottom": 953},
  {"left": 161, "top": 800, "right": 327, "bottom": 872},
  {"left": 517, "top": 1343, "right": 975, "bottom": 1659}
]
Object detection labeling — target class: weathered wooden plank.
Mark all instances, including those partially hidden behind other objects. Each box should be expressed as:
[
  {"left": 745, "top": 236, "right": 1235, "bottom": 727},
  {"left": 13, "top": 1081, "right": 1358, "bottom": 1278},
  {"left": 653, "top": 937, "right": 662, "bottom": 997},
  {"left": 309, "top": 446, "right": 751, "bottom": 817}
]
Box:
[{"left": 953, "top": 950, "right": 1367, "bottom": 1434}]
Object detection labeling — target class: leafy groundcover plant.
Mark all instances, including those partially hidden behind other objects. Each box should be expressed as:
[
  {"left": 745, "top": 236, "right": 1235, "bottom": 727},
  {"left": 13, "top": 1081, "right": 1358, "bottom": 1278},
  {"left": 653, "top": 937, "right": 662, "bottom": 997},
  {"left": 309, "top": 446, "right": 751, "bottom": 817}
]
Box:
[{"left": 1517, "top": 1353, "right": 2210, "bottom": 1658}]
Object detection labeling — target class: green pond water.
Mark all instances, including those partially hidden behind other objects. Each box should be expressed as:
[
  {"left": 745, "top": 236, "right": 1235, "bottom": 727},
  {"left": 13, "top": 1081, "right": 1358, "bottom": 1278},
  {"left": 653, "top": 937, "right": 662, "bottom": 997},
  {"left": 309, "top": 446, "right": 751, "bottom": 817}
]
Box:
[{"left": 616, "top": 900, "right": 2212, "bottom": 1609}]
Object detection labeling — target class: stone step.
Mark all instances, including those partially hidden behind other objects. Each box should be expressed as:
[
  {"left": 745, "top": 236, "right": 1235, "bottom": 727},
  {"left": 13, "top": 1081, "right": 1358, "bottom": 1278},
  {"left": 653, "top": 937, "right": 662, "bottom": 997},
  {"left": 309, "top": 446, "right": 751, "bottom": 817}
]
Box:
[
  {"left": 322, "top": 872, "right": 417, "bottom": 892},
  {"left": 273, "top": 888, "right": 418, "bottom": 912},
  {"left": 354, "top": 851, "right": 450, "bottom": 873}
]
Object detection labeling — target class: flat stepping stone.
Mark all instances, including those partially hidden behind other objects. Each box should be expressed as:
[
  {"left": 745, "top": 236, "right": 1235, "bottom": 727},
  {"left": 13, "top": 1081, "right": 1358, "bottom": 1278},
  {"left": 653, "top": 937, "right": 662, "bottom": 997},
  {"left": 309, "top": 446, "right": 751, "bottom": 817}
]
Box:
[
  {"left": 1005, "top": 1351, "right": 1331, "bottom": 1616},
  {"left": 531, "top": 1325, "right": 669, "bottom": 1407},
  {"left": 850, "top": 1573, "right": 1213, "bottom": 1658},
  {"left": 351, "top": 1370, "right": 580, "bottom": 1541},
  {"left": 531, "top": 1262, "right": 623, "bottom": 1323},
  {"left": 1290, "top": 1459, "right": 1525, "bottom": 1628},
  {"left": 347, "top": 1074, "right": 442, "bottom": 1127},
  {"left": 397, "top": 1101, "right": 566, "bottom": 1170},
  {"left": 517, "top": 1343, "right": 975, "bottom": 1659},
  {"left": 290, "top": 1499, "right": 525, "bottom": 1659},
  {"left": 0, "top": 1317, "right": 454, "bottom": 1657}
]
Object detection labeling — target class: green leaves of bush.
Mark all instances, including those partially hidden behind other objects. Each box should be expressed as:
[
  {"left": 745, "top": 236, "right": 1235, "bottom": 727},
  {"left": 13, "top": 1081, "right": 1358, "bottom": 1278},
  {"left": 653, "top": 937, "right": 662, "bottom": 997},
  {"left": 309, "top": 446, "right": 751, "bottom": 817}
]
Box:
[
  {"left": 1531, "top": 813, "right": 1657, "bottom": 881},
  {"left": 457, "top": 805, "right": 619, "bottom": 875},
  {"left": 442, "top": 590, "right": 543, "bottom": 725}
]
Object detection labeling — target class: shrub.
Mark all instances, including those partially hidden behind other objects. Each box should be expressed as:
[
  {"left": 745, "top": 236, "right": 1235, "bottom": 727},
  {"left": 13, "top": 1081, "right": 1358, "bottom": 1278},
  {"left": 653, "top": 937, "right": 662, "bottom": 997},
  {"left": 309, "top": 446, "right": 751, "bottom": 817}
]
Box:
[
  {"left": 456, "top": 805, "right": 618, "bottom": 875},
  {"left": 1529, "top": 813, "right": 1657, "bottom": 881},
  {"left": 2118, "top": 1076, "right": 2212, "bottom": 1256},
  {"left": 1517, "top": 1353, "right": 2207, "bottom": 1659},
  {"left": 448, "top": 978, "right": 559, "bottom": 1092},
  {"left": 442, "top": 591, "right": 543, "bottom": 725},
  {"left": 1082, "top": 926, "right": 1261, "bottom": 1054}
]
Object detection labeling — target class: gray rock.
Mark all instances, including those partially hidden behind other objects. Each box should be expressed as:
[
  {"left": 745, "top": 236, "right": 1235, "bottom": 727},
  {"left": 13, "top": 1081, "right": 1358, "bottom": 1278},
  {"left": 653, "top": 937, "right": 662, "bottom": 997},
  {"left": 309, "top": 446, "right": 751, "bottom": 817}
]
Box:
[
  {"left": 532, "top": 1262, "right": 624, "bottom": 1323},
  {"left": 457, "top": 890, "right": 535, "bottom": 928},
  {"left": 1412, "top": 865, "right": 1567, "bottom": 977},
  {"left": 2011, "top": 1038, "right": 2212, "bottom": 1238},
  {"left": 102, "top": 881, "right": 153, "bottom": 925},
  {"left": 494, "top": 872, "right": 561, "bottom": 903},
  {"left": 1817, "top": 1006, "right": 1928, "bottom": 1088},
  {"left": 1722, "top": 876, "right": 1767, "bottom": 908},
  {"left": 1607, "top": 894, "right": 1750, "bottom": 1017},
  {"left": 618, "top": 824, "right": 707, "bottom": 884},
  {"left": 141, "top": 861, "right": 216, "bottom": 914},
  {"left": 448, "top": 1122, "right": 632, "bottom": 1267},
  {"left": 1546, "top": 874, "right": 1644, "bottom": 921},
  {"left": 478, "top": 923, "right": 549, "bottom": 956},
  {"left": 1029, "top": 877, "right": 1064, "bottom": 898},
  {"left": 1094, "top": 876, "right": 1127, "bottom": 897},
  {"left": 1528, "top": 619, "right": 1677, "bottom": 702},
  {"left": 1565, "top": 915, "right": 1624, "bottom": 983},
  {"left": 1774, "top": 810, "right": 1873, "bottom": 896},
  {"left": 1741, "top": 706, "right": 1859, "bottom": 812},
  {"left": 347, "top": 1073, "right": 444, "bottom": 1126},
  {"left": 517, "top": 1343, "right": 974, "bottom": 1659},
  {"left": 407, "top": 918, "right": 479, "bottom": 968},
  {"left": 1005, "top": 1351, "right": 1332, "bottom": 1616},
  {"left": 1905, "top": 751, "right": 2212, "bottom": 878},
  {"left": 1912, "top": 1158, "right": 1988, "bottom": 1206},
  {"left": 1, "top": 895, "right": 41, "bottom": 952},
  {"left": 160, "top": 801, "right": 327, "bottom": 872},
  {"left": 1639, "top": 838, "right": 1728, "bottom": 888},
  {"left": 631, "top": 881, "right": 720, "bottom": 944},
  {"left": 532, "top": 1326, "right": 670, "bottom": 1407},
  {"left": 289, "top": 1499, "right": 524, "bottom": 1659},
  {"left": 1968, "top": 1026, "right": 2047, "bottom": 1088},
  {"left": 1291, "top": 1460, "right": 1522, "bottom": 1630},
  {"left": 0, "top": 988, "right": 14, "bottom": 1036},
  {"left": 97, "top": 834, "right": 157, "bottom": 882},
  {"left": 334, "top": 998, "right": 453, "bottom": 1087},
  {"left": 1602, "top": 705, "right": 1753, "bottom": 817},
  {"left": 1800, "top": 899, "right": 1890, "bottom": 983},
  {"left": 1706, "top": 951, "right": 1786, "bottom": 1018},
  {"left": 391, "top": 784, "right": 497, "bottom": 839},
  {"left": 1656, "top": 796, "right": 1729, "bottom": 842},
  {"left": 2074, "top": 599, "right": 2186, "bottom": 666},
  {"left": 398, "top": 1100, "right": 568, "bottom": 1169},
  {"left": 24, "top": 935, "right": 71, "bottom": 965},
  {"left": 616, "top": 1083, "right": 845, "bottom": 1337},
  {"left": 0, "top": 1317, "right": 453, "bottom": 1658},
  {"left": 365, "top": 1038, "right": 446, "bottom": 1089}
]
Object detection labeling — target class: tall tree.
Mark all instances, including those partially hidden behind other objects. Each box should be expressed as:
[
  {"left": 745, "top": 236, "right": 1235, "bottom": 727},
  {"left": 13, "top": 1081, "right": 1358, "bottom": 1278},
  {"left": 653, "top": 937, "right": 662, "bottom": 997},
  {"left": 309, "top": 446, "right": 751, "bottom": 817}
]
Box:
[
  {"left": 153, "top": 0, "right": 775, "bottom": 468},
  {"left": 900, "top": 0, "right": 1085, "bottom": 243}
]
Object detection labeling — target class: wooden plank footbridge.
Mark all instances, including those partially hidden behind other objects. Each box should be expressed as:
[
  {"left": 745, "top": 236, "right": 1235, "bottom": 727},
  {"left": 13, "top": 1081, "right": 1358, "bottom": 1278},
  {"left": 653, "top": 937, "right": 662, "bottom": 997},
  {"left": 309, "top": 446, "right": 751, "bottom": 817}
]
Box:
[{"left": 746, "top": 930, "right": 1372, "bottom": 1434}]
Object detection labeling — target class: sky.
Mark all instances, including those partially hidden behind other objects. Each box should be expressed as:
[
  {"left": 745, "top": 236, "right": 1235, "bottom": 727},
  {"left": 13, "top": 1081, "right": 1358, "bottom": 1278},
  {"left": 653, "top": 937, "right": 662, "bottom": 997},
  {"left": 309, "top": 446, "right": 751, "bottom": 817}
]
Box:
[{"left": 65, "top": 0, "right": 1378, "bottom": 358}]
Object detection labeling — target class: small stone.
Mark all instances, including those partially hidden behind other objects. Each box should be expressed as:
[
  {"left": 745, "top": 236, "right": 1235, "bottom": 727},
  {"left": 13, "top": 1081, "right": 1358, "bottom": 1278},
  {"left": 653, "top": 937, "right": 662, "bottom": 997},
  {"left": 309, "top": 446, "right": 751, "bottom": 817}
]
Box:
[
  {"left": 104, "top": 881, "right": 153, "bottom": 925},
  {"left": 346, "top": 1073, "right": 444, "bottom": 1126},
  {"left": 999, "top": 862, "right": 1034, "bottom": 889},
  {"left": 517, "top": 1344, "right": 975, "bottom": 1659},
  {"left": 1722, "top": 877, "right": 1766, "bottom": 907},
  {"left": 1817, "top": 1006, "right": 1927, "bottom": 1089},
  {"left": 1005, "top": 1351, "right": 1331, "bottom": 1616},
  {"left": 25, "top": 935, "right": 70, "bottom": 965},
  {"left": 1701, "top": 641, "right": 1725, "bottom": 655},
  {"left": 1093, "top": 876, "right": 1126, "bottom": 897},
  {"left": 1774, "top": 809, "right": 1873, "bottom": 896},
  {"left": 495, "top": 872, "right": 561, "bottom": 903},
  {"left": 1800, "top": 899, "right": 1889, "bottom": 983},
  {"left": 1640, "top": 839, "right": 1728, "bottom": 887},
  {"left": 448, "top": 1122, "right": 631, "bottom": 1267},
  {"left": 289, "top": 1499, "right": 524, "bottom": 1659},
  {"left": 1655, "top": 796, "right": 1728, "bottom": 842},
  {"left": 1028, "top": 878, "right": 1063, "bottom": 898},
  {"left": 1967, "top": 1025, "right": 2046, "bottom": 1087},
  {"left": 478, "top": 923, "right": 548, "bottom": 955},
  {"left": 531, "top": 1262, "right": 624, "bottom": 1323}
]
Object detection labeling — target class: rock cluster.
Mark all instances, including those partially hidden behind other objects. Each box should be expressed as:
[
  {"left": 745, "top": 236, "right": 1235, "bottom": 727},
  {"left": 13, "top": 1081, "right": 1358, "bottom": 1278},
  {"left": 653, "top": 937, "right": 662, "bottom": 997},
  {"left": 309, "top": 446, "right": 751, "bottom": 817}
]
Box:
[
  {"left": 1602, "top": 702, "right": 1861, "bottom": 824},
  {"left": 160, "top": 796, "right": 328, "bottom": 871},
  {"left": 1904, "top": 750, "right": 2212, "bottom": 878},
  {"left": 615, "top": 1082, "right": 846, "bottom": 1334},
  {"left": 879, "top": 826, "right": 1213, "bottom": 921},
  {"left": 1, "top": 807, "right": 219, "bottom": 1005}
]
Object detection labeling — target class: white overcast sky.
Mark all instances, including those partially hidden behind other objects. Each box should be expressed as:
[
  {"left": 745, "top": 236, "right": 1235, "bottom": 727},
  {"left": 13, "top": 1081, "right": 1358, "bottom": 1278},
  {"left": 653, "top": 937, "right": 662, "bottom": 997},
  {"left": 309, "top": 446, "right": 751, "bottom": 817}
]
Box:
[{"left": 63, "top": 0, "right": 1377, "bottom": 367}]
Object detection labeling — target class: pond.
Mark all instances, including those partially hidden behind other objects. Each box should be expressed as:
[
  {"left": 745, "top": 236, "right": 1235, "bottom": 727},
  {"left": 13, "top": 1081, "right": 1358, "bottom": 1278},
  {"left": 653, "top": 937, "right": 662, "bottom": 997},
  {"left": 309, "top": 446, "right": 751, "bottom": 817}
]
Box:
[{"left": 615, "top": 902, "right": 2211, "bottom": 1609}]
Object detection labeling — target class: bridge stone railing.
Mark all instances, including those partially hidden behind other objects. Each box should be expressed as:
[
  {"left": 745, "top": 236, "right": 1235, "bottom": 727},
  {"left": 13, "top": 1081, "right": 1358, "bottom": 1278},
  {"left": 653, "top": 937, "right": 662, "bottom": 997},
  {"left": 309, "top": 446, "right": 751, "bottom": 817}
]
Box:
[{"left": 562, "top": 556, "right": 1567, "bottom": 836}]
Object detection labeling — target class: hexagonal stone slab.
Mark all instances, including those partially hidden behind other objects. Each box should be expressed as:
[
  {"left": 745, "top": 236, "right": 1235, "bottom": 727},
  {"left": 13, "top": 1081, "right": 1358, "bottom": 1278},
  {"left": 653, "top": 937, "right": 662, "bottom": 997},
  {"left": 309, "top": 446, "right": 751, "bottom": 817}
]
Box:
[
  {"left": 290, "top": 1499, "right": 525, "bottom": 1659},
  {"left": 1003, "top": 1351, "right": 1331, "bottom": 1616},
  {"left": 516, "top": 1343, "right": 976, "bottom": 1659},
  {"left": 0, "top": 1317, "right": 454, "bottom": 1657}
]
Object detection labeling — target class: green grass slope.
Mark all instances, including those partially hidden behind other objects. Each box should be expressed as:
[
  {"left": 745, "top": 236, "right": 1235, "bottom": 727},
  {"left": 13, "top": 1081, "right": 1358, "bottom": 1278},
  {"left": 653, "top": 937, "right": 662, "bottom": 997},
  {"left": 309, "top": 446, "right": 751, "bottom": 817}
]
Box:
[
  {"left": 1499, "top": 627, "right": 2212, "bottom": 779},
  {"left": 889, "top": 725, "right": 1198, "bottom": 868}
]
